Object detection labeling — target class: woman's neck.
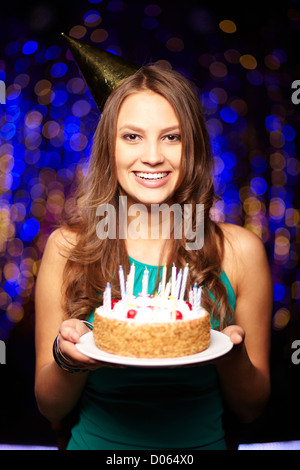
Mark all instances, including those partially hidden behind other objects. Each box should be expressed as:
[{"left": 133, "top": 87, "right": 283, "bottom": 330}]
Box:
[
  {"left": 119, "top": 196, "right": 174, "bottom": 265},
  {"left": 125, "top": 237, "right": 171, "bottom": 266},
  {"left": 120, "top": 195, "right": 177, "bottom": 242}
]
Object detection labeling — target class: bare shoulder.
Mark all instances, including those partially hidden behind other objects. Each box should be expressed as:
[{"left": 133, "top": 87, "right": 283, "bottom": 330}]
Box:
[
  {"left": 218, "top": 223, "right": 270, "bottom": 292},
  {"left": 35, "top": 227, "right": 78, "bottom": 286},
  {"left": 42, "top": 227, "right": 78, "bottom": 261},
  {"left": 47, "top": 226, "right": 78, "bottom": 249},
  {"left": 219, "top": 223, "right": 272, "bottom": 300},
  {"left": 219, "top": 222, "right": 266, "bottom": 257}
]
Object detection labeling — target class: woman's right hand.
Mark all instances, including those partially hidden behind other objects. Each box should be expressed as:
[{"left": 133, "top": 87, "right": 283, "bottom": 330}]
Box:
[{"left": 57, "top": 318, "right": 121, "bottom": 370}]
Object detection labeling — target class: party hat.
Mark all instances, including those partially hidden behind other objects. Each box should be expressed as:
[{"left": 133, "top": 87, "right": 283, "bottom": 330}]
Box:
[{"left": 61, "top": 32, "right": 140, "bottom": 112}]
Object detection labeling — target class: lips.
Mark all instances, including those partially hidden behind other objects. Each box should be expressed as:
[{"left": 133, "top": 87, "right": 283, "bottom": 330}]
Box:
[
  {"left": 134, "top": 171, "right": 169, "bottom": 180},
  {"left": 132, "top": 171, "right": 172, "bottom": 189}
]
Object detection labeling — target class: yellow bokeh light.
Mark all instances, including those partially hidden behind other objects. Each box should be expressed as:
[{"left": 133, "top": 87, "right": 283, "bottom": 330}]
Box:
[
  {"left": 34, "top": 80, "right": 52, "bottom": 97},
  {"left": 224, "top": 49, "right": 240, "bottom": 64},
  {"left": 90, "top": 29, "right": 109, "bottom": 43},
  {"left": 219, "top": 20, "right": 237, "bottom": 34},
  {"left": 264, "top": 54, "right": 281, "bottom": 70},
  {"left": 7, "top": 302, "right": 24, "bottom": 323},
  {"left": 272, "top": 308, "right": 290, "bottom": 330},
  {"left": 3, "top": 262, "right": 20, "bottom": 280},
  {"left": 270, "top": 152, "right": 285, "bottom": 170},
  {"left": 285, "top": 208, "right": 300, "bottom": 227},
  {"left": 274, "top": 235, "right": 290, "bottom": 259},
  {"left": 166, "top": 37, "right": 184, "bottom": 53},
  {"left": 243, "top": 196, "right": 262, "bottom": 215},
  {"left": 69, "top": 25, "right": 87, "bottom": 39},
  {"left": 269, "top": 197, "right": 285, "bottom": 220},
  {"left": 209, "top": 61, "right": 228, "bottom": 78},
  {"left": 25, "top": 110, "right": 43, "bottom": 129},
  {"left": 239, "top": 54, "right": 257, "bottom": 70}
]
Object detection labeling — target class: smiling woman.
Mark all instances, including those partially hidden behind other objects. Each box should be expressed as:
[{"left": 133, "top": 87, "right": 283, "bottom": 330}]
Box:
[{"left": 35, "top": 65, "right": 272, "bottom": 450}]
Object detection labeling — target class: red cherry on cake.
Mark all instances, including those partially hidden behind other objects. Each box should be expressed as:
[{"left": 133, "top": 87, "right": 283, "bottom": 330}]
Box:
[
  {"left": 127, "top": 309, "right": 137, "bottom": 319},
  {"left": 111, "top": 299, "right": 119, "bottom": 308},
  {"left": 176, "top": 311, "right": 183, "bottom": 320},
  {"left": 186, "top": 302, "right": 192, "bottom": 311}
]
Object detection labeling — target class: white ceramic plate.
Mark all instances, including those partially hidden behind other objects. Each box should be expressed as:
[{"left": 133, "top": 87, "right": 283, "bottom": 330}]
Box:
[{"left": 76, "top": 330, "right": 233, "bottom": 367}]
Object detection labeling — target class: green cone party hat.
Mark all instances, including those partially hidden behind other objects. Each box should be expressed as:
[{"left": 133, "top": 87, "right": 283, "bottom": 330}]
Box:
[{"left": 61, "top": 32, "right": 140, "bottom": 112}]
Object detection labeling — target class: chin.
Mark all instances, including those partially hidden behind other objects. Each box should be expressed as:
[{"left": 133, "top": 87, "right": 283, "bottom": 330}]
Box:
[{"left": 139, "top": 196, "right": 175, "bottom": 207}]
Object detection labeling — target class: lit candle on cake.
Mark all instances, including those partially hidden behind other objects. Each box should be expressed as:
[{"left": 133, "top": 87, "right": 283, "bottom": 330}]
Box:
[
  {"left": 195, "top": 286, "right": 202, "bottom": 314},
  {"left": 188, "top": 288, "right": 193, "bottom": 305},
  {"left": 193, "top": 284, "right": 197, "bottom": 309},
  {"left": 171, "top": 264, "right": 176, "bottom": 298},
  {"left": 127, "top": 262, "right": 135, "bottom": 301},
  {"left": 161, "top": 265, "right": 167, "bottom": 296},
  {"left": 198, "top": 286, "right": 202, "bottom": 307},
  {"left": 157, "top": 281, "right": 162, "bottom": 295},
  {"left": 142, "top": 266, "right": 149, "bottom": 297},
  {"left": 175, "top": 269, "right": 182, "bottom": 300},
  {"left": 179, "top": 264, "right": 189, "bottom": 300},
  {"left": 119, "top": 265, "right": 125, "bottom": 300},
  {"left": 103, "top": 282, "right": 111, "bottom": 313}
]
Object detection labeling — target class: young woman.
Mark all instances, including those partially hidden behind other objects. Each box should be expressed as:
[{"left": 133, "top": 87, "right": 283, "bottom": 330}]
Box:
[{"left": 35, "top": 66, "right": 272, "bottom": 450}]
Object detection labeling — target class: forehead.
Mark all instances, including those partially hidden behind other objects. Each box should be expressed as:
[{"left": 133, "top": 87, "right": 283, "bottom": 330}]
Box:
[{"left": 116, "top": 90, "right": 180, "bottom": 126}]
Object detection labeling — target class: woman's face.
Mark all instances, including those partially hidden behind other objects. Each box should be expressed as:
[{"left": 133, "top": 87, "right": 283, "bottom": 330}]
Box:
[{"left": 115, "top": 90, "right": 182, "bottom": 207}]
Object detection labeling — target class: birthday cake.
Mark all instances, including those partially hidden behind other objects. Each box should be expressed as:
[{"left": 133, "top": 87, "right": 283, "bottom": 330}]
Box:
[{"left": 93, "top": 264, "right": 211, "bottom": 359}]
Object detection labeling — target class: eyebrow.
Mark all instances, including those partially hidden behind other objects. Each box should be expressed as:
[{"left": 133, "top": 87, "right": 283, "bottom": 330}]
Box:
[{"left": 118, "top": 124, "right": 181, "bottom": 133}]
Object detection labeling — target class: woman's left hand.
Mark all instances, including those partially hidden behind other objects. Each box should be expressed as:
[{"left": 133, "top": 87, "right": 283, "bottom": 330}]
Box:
[{"left": 221, "top": 324, "right": 245, "bottom": 347}]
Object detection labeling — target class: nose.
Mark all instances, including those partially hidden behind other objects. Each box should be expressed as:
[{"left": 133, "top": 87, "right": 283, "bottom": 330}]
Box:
[{"left": 141, "top": 141, "right": 164, "bottom": 166}]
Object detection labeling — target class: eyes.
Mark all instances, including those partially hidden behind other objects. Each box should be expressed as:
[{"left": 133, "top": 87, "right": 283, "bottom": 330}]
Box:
[{"left": 122, "top": 133, "right": 181, "bottom": 143}]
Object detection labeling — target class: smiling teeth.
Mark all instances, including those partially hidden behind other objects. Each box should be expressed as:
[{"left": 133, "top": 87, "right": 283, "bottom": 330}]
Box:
[{"left": 135, "top": 172, "right": 168, "bottom": 180}]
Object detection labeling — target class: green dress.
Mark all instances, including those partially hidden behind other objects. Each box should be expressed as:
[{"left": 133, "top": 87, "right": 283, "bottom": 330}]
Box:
[{"left": 67, "top": 257, "right": 236, "bottom": 450}]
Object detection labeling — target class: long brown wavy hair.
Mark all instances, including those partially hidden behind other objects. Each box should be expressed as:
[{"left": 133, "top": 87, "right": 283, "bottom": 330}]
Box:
[{"left": 61, "top": 65, "right": 233, "bottom": 329}]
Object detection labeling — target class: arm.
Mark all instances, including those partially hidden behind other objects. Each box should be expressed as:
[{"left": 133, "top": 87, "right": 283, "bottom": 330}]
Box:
[
  {"left": 215, "top": 225, "right": 273, "bottom": 423},
  {"left": 34, "top": 229, "right": 98, "bottom": 423}
]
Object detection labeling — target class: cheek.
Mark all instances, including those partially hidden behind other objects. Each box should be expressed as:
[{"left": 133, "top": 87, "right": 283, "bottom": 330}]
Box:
[
  {"left": 115, "top": 141, "right": 137, "bottom": 166},
  {"left": 172, "top": 149, "right": 183, "bottom": 171},
  {"left": 114, "top": 142, "right": 122, "bottom": 166}
]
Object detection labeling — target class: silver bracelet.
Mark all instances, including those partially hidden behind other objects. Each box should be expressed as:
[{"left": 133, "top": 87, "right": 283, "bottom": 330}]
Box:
[
  {"left": 81, "top": 320, "right": 93, "bottom": 330},
  {"left": 52, "top": 319, "right": 93, "bottom": 374}
]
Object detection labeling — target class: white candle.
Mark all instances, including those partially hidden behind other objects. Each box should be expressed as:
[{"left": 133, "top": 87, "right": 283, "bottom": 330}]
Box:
[
  {"left": 142, "top": 266, "right": 149, "bottom": 297},
  {"left": 128, "top": 262, "right": 135, "bottom": 299},
  {"left": 161, "top": 265, "right": 167, "bottom": 296},
  {"left": 188, "top": 288, "right": 193, "bottom": 305},
  {"left": 198, "top": 286, "right": 202, "bottom": 308},
  {"left": 157, "top": 281, "right": 162, "bottom": 295},
  {"left": 125, "top": 274, "right": 129, "bottom": 296},
  {"left": 192, "top": 283, "right": 197, "bottom": 309},
  {"left": 175, "top": 269, "right": 182, "bottom": 300},
  {"left": 195, "top": 286, "right": 202, "bottom": 314},
  {"left": 171, "top": 264, "right": 176, "bottom": 298},
  {"left": 103, "top": 282, "right": 111, "bottom": 313},
  {"left": 179, "top": 264, "right": 189, "bottom": 300},
  {"left": 119, "top": 265, "right": 125, "bottom": 300}
]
